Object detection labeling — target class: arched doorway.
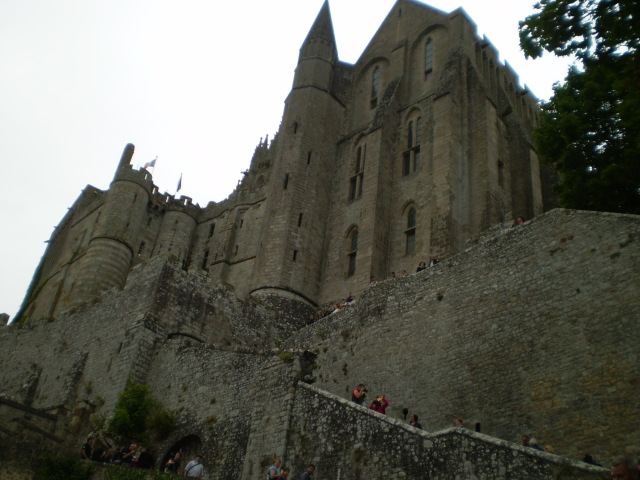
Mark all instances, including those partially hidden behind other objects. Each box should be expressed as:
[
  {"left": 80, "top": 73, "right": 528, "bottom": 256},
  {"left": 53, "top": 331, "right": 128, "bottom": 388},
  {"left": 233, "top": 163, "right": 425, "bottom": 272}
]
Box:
[{"left": 159, "top": 434, "right": 203, "bottom": 473}]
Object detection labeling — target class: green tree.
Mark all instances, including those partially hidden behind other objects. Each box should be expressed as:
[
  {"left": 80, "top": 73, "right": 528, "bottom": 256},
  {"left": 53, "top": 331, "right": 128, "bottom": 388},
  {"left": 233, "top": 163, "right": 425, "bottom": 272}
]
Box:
[{"left": 519, "top": 0, "right": 640, "bottom": 214}]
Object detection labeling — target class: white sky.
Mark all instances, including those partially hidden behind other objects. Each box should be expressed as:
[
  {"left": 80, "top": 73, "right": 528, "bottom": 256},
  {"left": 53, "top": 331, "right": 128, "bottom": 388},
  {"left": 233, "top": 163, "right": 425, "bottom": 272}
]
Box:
[{"left": 0, "top": 0, "right": 573, "bottom": 321}]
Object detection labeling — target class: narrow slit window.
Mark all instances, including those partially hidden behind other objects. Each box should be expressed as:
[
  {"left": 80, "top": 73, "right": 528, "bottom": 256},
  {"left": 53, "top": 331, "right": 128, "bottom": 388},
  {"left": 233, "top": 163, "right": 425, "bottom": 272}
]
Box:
[
  {"left": 424, "top": 38, "right": 433, "bottom": 78},
  {"left": 347, "top": 229, "right": 358, "bottom": 276},
  {"left": 370, "top": 67, "right": 380, "bottom": 109},
  {"left": 405, "top": 207, "right": 416, "bottom": 254},
  {"left": 348, "top": 145, "right": 366, "bottom": 200},
  {"left": 202, "top": 249, "right": 209, "bottom": 270},
  {"left": 402, "top": 116, "right": 422, "bottom": 176}
]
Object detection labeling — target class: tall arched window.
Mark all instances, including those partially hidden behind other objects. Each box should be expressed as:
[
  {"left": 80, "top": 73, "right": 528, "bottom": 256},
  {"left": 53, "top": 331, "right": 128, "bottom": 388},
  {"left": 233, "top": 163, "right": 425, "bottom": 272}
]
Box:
[
  {"left": 347, "top": 228, "right": 358, "bottom": 276},
  {"left": 349, "top": 144, "right": 366, "bottom": 201},
  {"left": 424, "top": 38, "right": 434, "bottom": 79},
  {"left": 402, "top": 116, "right": 422, "bottom": 176},
  {"left": 405, "top": 207, "right": 416, "bottom": 254},
  {"left": 370, "top": 67, "right": 380, "bottom": 109}
]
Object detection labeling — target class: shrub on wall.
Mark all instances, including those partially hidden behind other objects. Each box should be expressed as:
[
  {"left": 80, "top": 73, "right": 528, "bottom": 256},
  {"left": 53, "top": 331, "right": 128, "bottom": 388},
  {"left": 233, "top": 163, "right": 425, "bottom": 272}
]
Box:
[{"left": 108, "top": 378, "right": 175, "bottom": 443}]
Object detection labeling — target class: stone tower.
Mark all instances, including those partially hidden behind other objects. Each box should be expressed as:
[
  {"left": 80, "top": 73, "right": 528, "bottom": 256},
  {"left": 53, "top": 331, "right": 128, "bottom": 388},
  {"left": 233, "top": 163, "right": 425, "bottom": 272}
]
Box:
[
  {"left": 250, "top": 2, "right": 343, "bottom": 306},
  {"left": 70, "top": 144, "right": 154, "bottom": 307}
]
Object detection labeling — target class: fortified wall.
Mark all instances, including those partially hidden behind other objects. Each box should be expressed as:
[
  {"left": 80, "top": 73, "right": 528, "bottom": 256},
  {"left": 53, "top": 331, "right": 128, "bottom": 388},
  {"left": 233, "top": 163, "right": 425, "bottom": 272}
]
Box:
[
  {"left": 0, "top": 209, "right": 637, "bottom": 480},
  {"left": 285, "top": 209, "right": 639, "bottom": 462},
  {"left": 1, "top": 1, "right": 638, "bottom": 478}
]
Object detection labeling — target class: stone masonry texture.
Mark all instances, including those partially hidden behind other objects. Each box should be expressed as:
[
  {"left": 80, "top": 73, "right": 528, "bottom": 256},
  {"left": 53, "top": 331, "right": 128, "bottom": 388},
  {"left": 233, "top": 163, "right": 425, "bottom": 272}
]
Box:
[{"left": 0, "top": 1, "right": 638, "bottom": 479}]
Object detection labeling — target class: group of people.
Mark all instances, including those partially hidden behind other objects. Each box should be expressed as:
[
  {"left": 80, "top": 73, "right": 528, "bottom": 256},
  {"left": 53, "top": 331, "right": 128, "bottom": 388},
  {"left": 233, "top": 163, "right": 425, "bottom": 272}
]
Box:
[
  {"left": 351, "top": 383, "right": 390, "bottom": 415},
  {"left": 519, "top": 434, "right": 549, "bottom": 452},
  {"left": 81, "top": 438, "right": 206, "bottom": 477},
  {"left": 162, "top": 452, "right": 204, "bottom": 477},
  {"left": 80, "top": 439, "right": 152, "bottom": 469},
  {"left": 307, "top": 292, "right": 357, "bottom": 323},
  {"left": 267, "top": 459, "right": 316, "bottom": 480},
  {"left": 306, "top": 256, "right": 442, "bottom": 324},
  {"left": 388, "top": 255, "right": 440, "bottom": 280},
  {"left": 159, "top": 451, "right": 205, "bottom": 477},
  {"left": 508, "top": 216, "right": 526, "bottom": 228}
]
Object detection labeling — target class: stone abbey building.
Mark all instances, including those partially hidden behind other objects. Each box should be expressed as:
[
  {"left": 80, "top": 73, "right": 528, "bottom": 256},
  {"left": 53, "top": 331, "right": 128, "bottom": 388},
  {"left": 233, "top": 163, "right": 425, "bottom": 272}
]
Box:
[
  {"left": 16, "top": 0, "right": 546, "bottom": 323},
  {"left": 2, "top": 2, "right": 637, "bottom": 479}
]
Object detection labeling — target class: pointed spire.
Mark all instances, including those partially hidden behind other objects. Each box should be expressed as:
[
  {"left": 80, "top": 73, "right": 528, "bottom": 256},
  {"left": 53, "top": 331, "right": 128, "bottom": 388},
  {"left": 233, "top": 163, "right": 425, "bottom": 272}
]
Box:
[{"left": 300, "top": 0, "right": 337, "bottom": 62}]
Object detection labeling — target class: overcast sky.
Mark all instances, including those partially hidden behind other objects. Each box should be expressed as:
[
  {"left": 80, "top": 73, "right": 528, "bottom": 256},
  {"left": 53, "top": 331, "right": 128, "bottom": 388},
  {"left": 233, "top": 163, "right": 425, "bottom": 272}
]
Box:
[{"left": 0, "top": 0, "right": 573, "bottom": 321}]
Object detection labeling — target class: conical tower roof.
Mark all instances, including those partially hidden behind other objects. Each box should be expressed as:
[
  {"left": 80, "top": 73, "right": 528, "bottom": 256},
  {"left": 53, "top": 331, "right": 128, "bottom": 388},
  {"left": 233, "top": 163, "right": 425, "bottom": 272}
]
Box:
[{"left": 300, "top": 0, "right": 337, "bottom": 61}]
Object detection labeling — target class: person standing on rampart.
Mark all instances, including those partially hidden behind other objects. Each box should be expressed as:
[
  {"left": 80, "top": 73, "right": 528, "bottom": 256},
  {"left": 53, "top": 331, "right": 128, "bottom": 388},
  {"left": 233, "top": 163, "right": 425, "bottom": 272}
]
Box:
[
  {"left": 351, "top": 384, "right": 367, "bottom": 405},
  {"left": 369, "top": 395, "right": 389, "bottom": 414},
  {"left": 611, "top": 456, "right": 638, "bottom": 480}
]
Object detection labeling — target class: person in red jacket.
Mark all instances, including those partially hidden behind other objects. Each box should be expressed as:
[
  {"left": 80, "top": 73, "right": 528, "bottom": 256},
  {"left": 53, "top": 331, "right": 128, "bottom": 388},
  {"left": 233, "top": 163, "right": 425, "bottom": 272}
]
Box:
[{"left": 368, "top": 395, "right": 389, "bottom": 414}]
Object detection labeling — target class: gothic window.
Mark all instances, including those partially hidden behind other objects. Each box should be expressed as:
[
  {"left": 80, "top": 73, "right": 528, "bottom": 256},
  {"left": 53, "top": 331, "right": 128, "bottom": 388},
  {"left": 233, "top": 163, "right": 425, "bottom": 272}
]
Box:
[
  {"left": 402, "top": 116, "right": 422, "bottom": 176},
  {"left": 348, "top": 145, "right": 366, "bottom": 201},
  {"left": 347, "top": 228, "right": 358, "bottom": 276},
  {"left": 405, "top": 207, "right": 416, "bottom": 254},
  {"left": 370, "top": 67, "right": 380, "bottom": 109},
  {"left": 424, "top": 38, "right": 433, "bottom": 79}
]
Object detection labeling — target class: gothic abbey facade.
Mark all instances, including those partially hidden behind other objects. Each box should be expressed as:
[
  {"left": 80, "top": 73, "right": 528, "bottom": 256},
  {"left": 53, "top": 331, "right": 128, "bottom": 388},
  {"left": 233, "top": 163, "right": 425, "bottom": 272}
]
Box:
[{"left": 16, "top": 0, "right": 547, "bottom": 323}]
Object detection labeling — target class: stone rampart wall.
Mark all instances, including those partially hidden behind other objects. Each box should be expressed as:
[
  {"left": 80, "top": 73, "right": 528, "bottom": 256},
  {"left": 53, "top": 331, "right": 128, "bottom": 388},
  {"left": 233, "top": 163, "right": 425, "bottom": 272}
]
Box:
[
  {"left": 284, "top": 382, "right": 608, "bottom": 480},
  {"left": 0, "top": 209, "right": 637, "bottom": 478},
  {"left": 284, "top": 209, "right": 640, "bottom": 463}
]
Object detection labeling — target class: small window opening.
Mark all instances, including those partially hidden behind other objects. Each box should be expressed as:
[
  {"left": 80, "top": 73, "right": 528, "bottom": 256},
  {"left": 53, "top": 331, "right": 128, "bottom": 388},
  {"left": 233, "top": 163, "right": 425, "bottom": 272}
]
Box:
[
  {"left": 370, "top": 67, "right": 380, "bottom": 109},
  {"left": 298, "top": 213, "right": 303, "bottom": 227},
  {"left": 424, "top": 38, "right": 434, "bottom": 79},
  {"left": 402, "top": 117, "right": 422, "bottom": 176},
  {"left": 347, "top": 229, "right": 358, "bottom": 276},
  {"left": 283, "top": 173, "right": 289, "bottom": 189},
  {"left": 293, "top": 250, "right": 298, "bottom": 262},
  {"left": 348, "top": 145, "right": 366, "bottom": 200},
  {"left": 202, "top": 249, "right": 209, "bottom": 270},
  {"left": 405, "top": 207, "right": 416, "bottom": 254}
]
